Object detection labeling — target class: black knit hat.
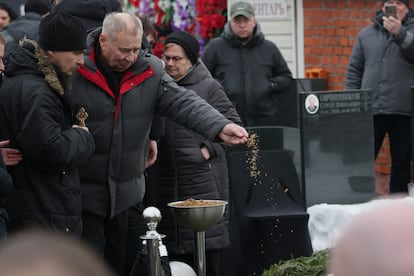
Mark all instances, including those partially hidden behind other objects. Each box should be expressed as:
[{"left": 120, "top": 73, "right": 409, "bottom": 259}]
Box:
[
  {"left": 165, "top": 31, "right": 200, "bottom": 65},
  {"left": 39, "top": 12, "right": 87, "bottom": 51},
  {"left": 383, "top": 0, "right": 409, "bottom": 7}
]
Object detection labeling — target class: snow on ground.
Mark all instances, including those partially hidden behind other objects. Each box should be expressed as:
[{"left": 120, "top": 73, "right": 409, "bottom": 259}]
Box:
[{"left": 307, "top": 196, "right": 414, "bottom": 251}]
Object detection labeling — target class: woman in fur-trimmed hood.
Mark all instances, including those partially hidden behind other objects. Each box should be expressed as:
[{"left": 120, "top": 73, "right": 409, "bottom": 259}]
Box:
[{"left": 0, "top": 12, "right": 95, "bottom": 236}]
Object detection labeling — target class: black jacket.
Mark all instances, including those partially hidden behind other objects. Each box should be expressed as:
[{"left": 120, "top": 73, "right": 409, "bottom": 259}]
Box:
[
  {"left": 71, "top": 29, "right": 232, "bottom": 218},
  {"left": 147, "top": 61, "right": 242, "bottom": 254},
  {"left": 0, "top": 155, "right": 12, "bottom": 238},
  {"left": 0, "top": 40, "right": 95, "bottom": 235},
  {"left": 345, "top": 9, "right": 414, "bottom": 115},
  {"left": 53, "top": 0, "right": 122, "bottom": 33},
  {"left": 1, "top": 12, "right": 43, "bottom": 55},
  {"left": 202, "top": 22, "right": 293, "bottom": 126}
]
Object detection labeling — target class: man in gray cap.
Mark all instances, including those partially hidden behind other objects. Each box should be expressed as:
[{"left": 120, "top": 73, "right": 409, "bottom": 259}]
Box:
[
  {"left": 0, "top": 12, "right": 95, "bottom": 236},
  {"left": 202, "top": 1, "right": 293, "bottom": 126}
]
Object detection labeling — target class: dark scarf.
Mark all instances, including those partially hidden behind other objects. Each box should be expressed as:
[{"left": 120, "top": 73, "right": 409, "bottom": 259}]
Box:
[{"left": 94, "top": 40, "right": 124, "bottom": 100}]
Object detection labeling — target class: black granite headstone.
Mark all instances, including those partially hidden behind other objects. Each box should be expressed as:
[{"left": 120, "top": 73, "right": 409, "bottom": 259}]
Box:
[
  {"left": 224, "top": 126, "right": 312, "bottom": 276},
  {"left": 274, "top": 78, "right": 326, "bottom": 128},
  {"left": 299, "top": 90, "right": 376, "bottom": 206}
]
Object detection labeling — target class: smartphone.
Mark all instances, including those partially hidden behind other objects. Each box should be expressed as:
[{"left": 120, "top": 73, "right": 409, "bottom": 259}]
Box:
[{"left": 385, "top": 5, "right": 397, "bottom": 18}]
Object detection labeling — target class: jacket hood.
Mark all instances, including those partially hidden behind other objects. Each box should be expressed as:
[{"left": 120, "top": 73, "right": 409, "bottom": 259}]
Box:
[
  {"left": 2, "top": 12, "right": 42, "bottom": 42},
  {"left": 4, "top": 39, "right": 65, "bottom": 96},
  {"left": 177, "top": 60, "right": 211, "bottom": 87},
  {"left": 53, "top": 0, "right": 122, "bottom": 32},
  {"left": 5, "top": 40, "right": 39, "bottom": 77},
  {"left": 86, "top": 27, "right": 101, "bottom": 55},
  {"left": 221, "top": 21, "right": 265, "bottom": 47}
]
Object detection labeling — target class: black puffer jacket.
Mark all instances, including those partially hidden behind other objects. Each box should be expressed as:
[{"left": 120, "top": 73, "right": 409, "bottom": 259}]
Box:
[
  {"left": 148, "top": 61, "right": 242, "bottom": 254},
  {"left": 0, "top": 155, "right": 12, "bottom": 239},
  {"left": 0, "top": 40, "right": 95, "bottom": 235},
  {"left": 202, "top": 22, "right": 292, "bottom": 126}
]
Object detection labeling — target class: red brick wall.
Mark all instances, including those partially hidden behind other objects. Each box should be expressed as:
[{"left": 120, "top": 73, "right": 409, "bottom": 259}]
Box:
[
  {"left": 303, "top": 0, "right": 391, "bottom": 175},
  {"left": 303, "top": 0, "right": 383, "bottom": 90}
]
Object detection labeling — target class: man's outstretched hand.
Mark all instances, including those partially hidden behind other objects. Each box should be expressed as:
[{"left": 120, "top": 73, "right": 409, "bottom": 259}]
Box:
[{"left": 219, "top": 124, "right": 249, "bottom": 145}]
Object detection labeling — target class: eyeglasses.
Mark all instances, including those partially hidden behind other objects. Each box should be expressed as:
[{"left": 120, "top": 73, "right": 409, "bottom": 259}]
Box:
[{"left": 162, "top": 55, "right": 185, "bottom": 62}]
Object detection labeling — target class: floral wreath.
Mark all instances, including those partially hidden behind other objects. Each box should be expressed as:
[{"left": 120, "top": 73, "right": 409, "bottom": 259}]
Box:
[{"left": 125, "top": 0, "right": 227, "bottom": 57}]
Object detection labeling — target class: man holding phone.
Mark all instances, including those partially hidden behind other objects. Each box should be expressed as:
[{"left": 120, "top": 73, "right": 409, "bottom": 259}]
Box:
[{"left": 345, "top": 0, "right": 414, "bottom": 194}]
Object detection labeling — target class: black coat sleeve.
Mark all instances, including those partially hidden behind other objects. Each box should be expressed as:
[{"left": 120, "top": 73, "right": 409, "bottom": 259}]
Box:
[
  {"left": 0, "top": 154, "right": 12, "bottom": 199},
  {"left": 18, "top": 89, "right": 95, "bottom": 172}
]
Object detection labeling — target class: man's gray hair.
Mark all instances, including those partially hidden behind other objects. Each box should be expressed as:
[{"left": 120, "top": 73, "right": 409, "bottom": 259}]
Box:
[{"left": 102, "top": 12, "right": 143, "bottom": 41}]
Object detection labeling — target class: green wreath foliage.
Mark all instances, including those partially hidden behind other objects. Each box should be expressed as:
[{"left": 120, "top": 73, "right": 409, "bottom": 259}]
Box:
[{"left": 262, "top": 249, "right": 329, "bottom": 276}]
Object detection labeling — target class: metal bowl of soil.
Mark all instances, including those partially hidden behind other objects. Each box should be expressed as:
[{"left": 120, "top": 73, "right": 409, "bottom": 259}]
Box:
[{"left": 167, "top": 199, "right": 228, "bottom": 232}]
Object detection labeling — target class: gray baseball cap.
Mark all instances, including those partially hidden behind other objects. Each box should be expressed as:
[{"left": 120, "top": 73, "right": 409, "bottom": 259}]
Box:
[{"left": 230, "top": 1, "right": 255, "bottom": 19}]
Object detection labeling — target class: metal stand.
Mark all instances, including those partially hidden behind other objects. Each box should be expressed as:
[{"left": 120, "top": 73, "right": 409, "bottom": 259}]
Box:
[
  {"left": 140, "top": 207, "right": 167, "bottom": 276},
  {"left": 167, "top": 200, "right": 227, "bottom": 276},
  {"left": 194, "top": 231, "right": 206, "bottom": 276}
]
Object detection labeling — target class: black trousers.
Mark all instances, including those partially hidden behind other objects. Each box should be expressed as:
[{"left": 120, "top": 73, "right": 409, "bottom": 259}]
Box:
[
  {"left": 374, "top": 114, "right": 412, "bottom": 193},
  {"left": 125, "top": 203, "right": 147, "bottom": 275},
  {"left": 82, "top": 210, "right": 129, "bottom": 276}
]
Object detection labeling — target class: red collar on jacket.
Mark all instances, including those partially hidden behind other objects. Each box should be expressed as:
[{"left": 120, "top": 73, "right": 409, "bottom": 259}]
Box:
[
  {"left": 76, "top": 46, "right": 155, "bottom": 122},
  {"left": 77, "top": 45, "right": 155, "bottom": 100}
]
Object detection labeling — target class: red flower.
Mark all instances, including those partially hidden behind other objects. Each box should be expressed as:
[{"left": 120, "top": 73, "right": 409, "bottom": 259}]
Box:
[
  {"left": 196, "top": 0, "right": 227, "bottom": 40},
  {"left": 130, "top": 0, "right": 227, "bottom": 46},
  {"left": 211, "top": 14, "right": 225, "bottom": 29},
  {"left": 130, "top": 0, "right": 139, "bottom": 7}
]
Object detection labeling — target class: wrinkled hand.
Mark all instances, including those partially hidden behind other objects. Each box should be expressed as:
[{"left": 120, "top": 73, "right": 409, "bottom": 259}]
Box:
[
  {"left": 201, "top": 146, "right": 210, "bottom": 160},
  {"left": 0, "top": 140, "right": 22, "bottom": 166},
  {"left": 146, "top": 140, "right": 158, "bottom": 168},
  {"left": 219, "top": 124, "right": 249, "bottom": 145},
  {"left": 383, "top": 16, "right": 402, "bottom": 36},
  {"left": 72, "top": 124, "right": 89, "bottom": 132}
]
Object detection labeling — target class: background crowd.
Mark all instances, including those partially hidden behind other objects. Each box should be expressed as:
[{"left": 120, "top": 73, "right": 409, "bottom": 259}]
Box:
[{"left": 0, "top": 0, "right": 413, "bottom": 276}]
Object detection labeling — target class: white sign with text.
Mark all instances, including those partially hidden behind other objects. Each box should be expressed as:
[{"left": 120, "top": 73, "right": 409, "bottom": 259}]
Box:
[{"left": 251, "top": 0, "right": 288, "bottom": 19}]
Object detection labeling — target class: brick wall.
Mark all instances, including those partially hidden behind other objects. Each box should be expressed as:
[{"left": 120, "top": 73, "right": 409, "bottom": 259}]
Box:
[
  {"left": 303, "top": 0, "right": 391, "bottom": 177},
  {"left": 303, "top": 0, "right": 383, "bottom": 90}
]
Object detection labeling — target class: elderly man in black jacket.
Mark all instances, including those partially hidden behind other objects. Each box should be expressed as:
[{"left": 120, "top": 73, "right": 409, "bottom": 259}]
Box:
[
  {"left": 0, "top": 12, "right": 95, "bottom": 236},
  {"left": 71, "top": 12, "right": 248, "bottom": 276}
]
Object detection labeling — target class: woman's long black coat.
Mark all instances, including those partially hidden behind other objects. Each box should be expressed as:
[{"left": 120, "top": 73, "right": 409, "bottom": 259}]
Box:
[{"left": 146, "top": 61, "right": 242, "bottom": 254}]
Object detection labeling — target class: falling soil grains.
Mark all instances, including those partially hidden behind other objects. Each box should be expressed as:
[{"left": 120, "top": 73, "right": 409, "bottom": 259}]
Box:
[
  {"left": 247, "top": 131, "right": 261, "bottom": 180},
  {"left": 246, "top": 131, "right": 290, "bottom": 206}
]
